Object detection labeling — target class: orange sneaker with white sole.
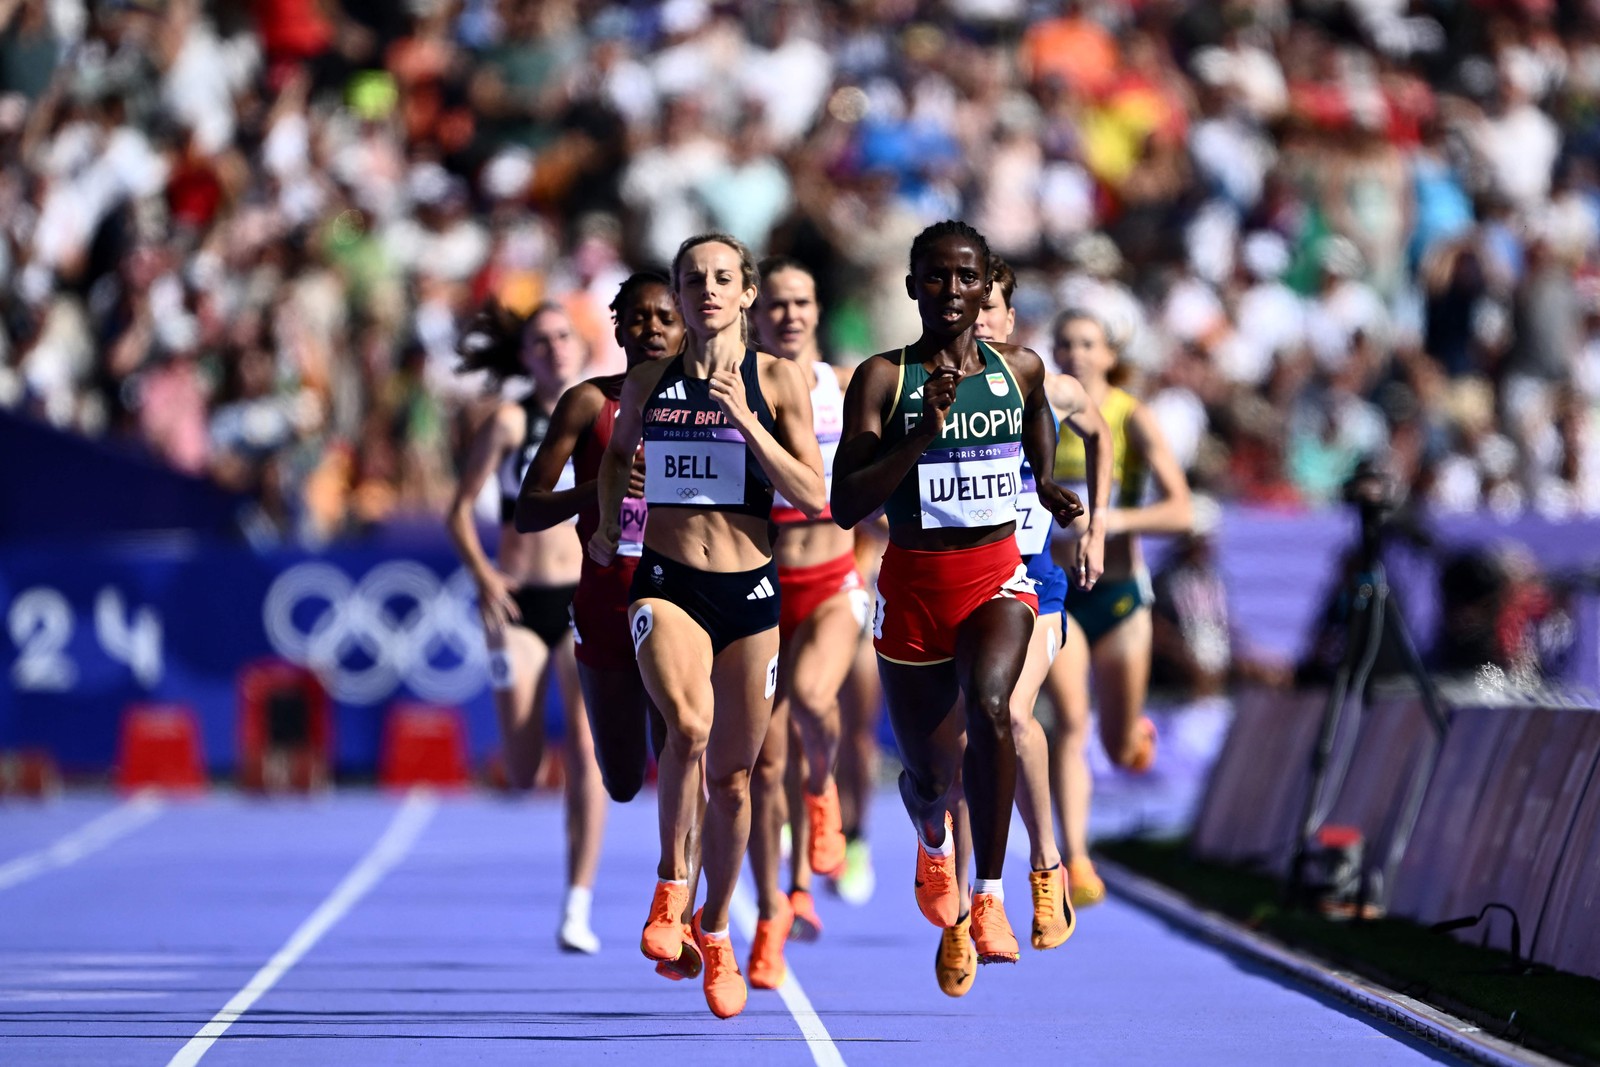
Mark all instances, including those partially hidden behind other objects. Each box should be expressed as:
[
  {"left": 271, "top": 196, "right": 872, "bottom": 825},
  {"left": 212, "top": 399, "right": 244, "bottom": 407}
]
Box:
[
  {"left": 914, "top": 812, "right": 960, "bottom": 929},
  {"left": 971, "top": 892, "right": 1019, "bottom": 963},
  {"left": 641, "top": 881, "right": 693, "bottom": 962},
  {"left": 746, "top": 896, "right": 793, "bottom": 990},
  {"left": 806, "top": 782, "right": 848, "bottom": 877},
  {"left": 693, "top": 909, "right": 748, "bottom": 1019},
  {"left": 789, "top": 888, "right": 823, "bottom": 942}
]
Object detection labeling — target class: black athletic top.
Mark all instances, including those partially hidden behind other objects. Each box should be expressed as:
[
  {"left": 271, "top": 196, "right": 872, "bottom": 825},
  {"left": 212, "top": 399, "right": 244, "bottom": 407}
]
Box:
[{"left": 641, "top": 348, "right": 776, "bottom": 521}]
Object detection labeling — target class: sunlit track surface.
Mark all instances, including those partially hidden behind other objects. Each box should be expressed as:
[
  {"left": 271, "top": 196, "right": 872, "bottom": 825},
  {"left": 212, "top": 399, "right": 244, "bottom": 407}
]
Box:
[{"left": 0, "top": 788, "right": 1467, "bottom": 1066}]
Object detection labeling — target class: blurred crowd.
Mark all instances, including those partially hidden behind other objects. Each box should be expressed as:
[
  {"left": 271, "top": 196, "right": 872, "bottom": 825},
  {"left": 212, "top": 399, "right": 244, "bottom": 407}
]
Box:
[{"left": 4, "top": 0, "right": 1600, "bottom": 543}]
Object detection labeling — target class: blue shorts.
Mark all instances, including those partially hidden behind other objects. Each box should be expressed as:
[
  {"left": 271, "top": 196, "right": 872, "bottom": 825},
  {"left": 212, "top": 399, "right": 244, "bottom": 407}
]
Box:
[{"left": 1024, "top": 551, "right": 1067, "bottom": 620}]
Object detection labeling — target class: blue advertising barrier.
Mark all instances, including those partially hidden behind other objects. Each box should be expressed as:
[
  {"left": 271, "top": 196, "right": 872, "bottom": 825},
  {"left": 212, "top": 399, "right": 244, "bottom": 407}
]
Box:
[{"left": 0, "top": 536, "right": 513, "bottom": 775}]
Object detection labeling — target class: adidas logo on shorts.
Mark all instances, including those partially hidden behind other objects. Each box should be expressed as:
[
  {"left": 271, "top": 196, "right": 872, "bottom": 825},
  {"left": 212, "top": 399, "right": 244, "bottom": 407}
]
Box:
[
  {"left": 655, "top": 380, "right": 687, "bottom": 401},
  {"left": 747, "top": 576, "right": 775, "bottom": 601}
]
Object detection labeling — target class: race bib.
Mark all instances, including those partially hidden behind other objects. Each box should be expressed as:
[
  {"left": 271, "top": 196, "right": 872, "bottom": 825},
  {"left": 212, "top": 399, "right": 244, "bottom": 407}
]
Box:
[
  {"left": 1013, "top": 460, "right": 1049, "bottom": 556},
  {"left": 617, "top": 496, "right": 647, "bottom": 558},
  {"left": 644, "top": 426, "right": 747, "bottom": 507},
  {"left": 916, "top": 441, "right": 1021, "bottom": 529}
]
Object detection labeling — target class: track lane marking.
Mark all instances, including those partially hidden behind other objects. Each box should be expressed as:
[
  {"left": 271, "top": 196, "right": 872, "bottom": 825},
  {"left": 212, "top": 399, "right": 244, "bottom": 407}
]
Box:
[
  {"left": 731, "top": 878, "right": 847, "bottom": 1067},
  {"left": 0, "top": 795, "right": 164, "bottom": 891}
]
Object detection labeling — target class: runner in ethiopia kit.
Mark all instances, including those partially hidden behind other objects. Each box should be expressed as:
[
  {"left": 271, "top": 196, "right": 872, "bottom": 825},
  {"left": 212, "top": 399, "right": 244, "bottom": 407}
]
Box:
[
  {"left": 446, "top": 301, "right": 607, "bottom": 955},
  {"left": 513, "top": 272, "right": 704, "bottom": 980},
  {"left": 932, "top": 256, "right": 1111, "bottom": 996},
  {"left": 831, "top": 221, "right": 1095, "bottom": 969},
  {"left": 742, "top": 256, "right": 870, "bottom": 989},
  {"left": 588, "top": 232, "right": 825, "bottom": 1019}
]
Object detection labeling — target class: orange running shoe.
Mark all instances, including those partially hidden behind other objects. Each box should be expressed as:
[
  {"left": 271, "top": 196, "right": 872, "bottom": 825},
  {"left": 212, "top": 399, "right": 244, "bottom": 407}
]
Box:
[
  {"left": 641, "top": 881, "right": 692, "bottom": 962},
  {"left": 806, "top": 782, "right": 848, "bottom": 877},
  {"left": 1067, "top": 856, "right": 1106, "bottom": 909},
  {"left": 1028, "top": 865, "right": 1075, "bottom": 950},
  {"left": 934, "top": 914, "right": 977, "bottom": 997},
  {"left": 746, "top": 896, "right": 793, "bottom": 990},
  {"left": 914, "top": 812, "right": 960, "bottom": 929},
  {"left": 789, "top": 888, "right": 823, "bottom": 942},
  {"left": 971, "top": 892, "right": 1019, "bottom": 963},
  {"left": 1127, "top": 716, "right": 1158, "bottom": 774},
  {"left": 654, "top": 929, "right": 703, "bottom": 981},
  {"left": 693, "top": 909, "right": 748, "bottom": 1019}
]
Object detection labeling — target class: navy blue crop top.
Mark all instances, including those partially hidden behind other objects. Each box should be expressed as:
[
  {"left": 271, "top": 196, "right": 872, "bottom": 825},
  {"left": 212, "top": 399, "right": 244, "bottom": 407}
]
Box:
[{"left": 641, "top": 348, "right": 775, "bottom": 521}]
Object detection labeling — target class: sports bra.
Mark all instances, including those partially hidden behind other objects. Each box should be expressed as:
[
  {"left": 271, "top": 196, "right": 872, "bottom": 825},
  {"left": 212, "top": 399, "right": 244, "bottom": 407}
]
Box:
[
  {"left": 641, "top": 348, "right": 776, "bottom": 521},
  {"left": 498, "top": 394, "right": 575, "bottom": 524}
]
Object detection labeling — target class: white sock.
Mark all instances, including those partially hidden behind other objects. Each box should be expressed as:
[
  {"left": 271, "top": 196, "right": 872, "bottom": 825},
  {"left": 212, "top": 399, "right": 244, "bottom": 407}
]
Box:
[
  {"left": 564, "top": 885, "right": 592, "bottom": 920},
  {"left": 700, "top": 926, "right": 730, "bottom": 940},
  {"left": 974, "top": 878, "right": 1004, "bottom": 900},
  {"left": 661, "top": 878, "right": 688, "bottom": 887},
  {"left": 918, "top": 821, "right": 953, "bottom": 856}
]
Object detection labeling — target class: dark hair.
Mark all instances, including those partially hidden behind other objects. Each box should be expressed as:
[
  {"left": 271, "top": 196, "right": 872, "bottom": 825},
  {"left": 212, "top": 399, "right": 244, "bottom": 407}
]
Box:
[
  {"left": 989, "top": 255, "right": 1016, "bottom": 309},
  {"left": 672, "top": 231, "right": 758, "bottom": 342},
  {"left": 609, "top": 269, "right": 673, "bottom": 324},
  {"left": 455, "top": 300, "right": 568, "bottom": 381},
  {"left": 757, "top": 254, "right": 814, "bottom": 286},
  {"left": 908, "top": 219, "right": 992, "bottom": 279}
]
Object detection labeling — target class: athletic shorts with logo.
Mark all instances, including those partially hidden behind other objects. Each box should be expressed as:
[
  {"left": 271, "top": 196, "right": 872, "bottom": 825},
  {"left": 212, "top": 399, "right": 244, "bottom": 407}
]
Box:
[{"left": 873, "top": 537, "right": 1039, "bottom": 665}]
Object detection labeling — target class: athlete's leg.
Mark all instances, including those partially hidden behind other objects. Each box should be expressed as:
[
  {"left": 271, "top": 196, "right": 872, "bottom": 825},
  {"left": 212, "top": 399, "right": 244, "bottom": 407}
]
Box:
[
  {"left": 748, "top": 690, "right": 791, "bottom": 920},
  {"left": 1011, "top": 614, "right": 1063, "bottom": 871},
  {"left": 700, "top": 626, "right": 782, "bottom": 934},
  {"left": 785, "top": 723, "right": 810, "bottom": 890},
  {"left": 578, "top": 662, "right": 652, "bottom": 802},
  {"left": 492, "top": 626, "right": 547, "bottom": 790},
  {"left": 788, "top": 594, "right": 859, "bottom": 794},
  {"left": 948, "top": 754, "right": 972, "bottom": 915},
  {"left": 1047, "top": 617, "right": 1094, "bottom": 864},
  {"left": 836, "top": 632, "right": 880, "bottom": 841},
  {"left": 878, "top": 658, "right": 963, "bottom": 848},
  {"left": 1094, "top": 609, "right": 1155, "bottom": 768},
  {"left": 632, "top": 598, "right": 715, "bottom": 882},
  {"left": 951, "top": 598, "right": 1034, "bottom": 882},
  {"left": 555, "top": 636, "right": 605, "bottom": 891}
]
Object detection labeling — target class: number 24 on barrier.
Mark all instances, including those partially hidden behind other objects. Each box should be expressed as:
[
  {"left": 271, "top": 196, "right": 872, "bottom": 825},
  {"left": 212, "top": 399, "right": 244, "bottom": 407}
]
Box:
[{"left": 7, "top": 586, "right": 163, "bottom": 692}]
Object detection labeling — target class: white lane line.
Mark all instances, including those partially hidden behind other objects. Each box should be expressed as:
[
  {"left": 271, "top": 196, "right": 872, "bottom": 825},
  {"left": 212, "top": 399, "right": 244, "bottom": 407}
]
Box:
[
  {"left": 0, "top": 795, "right": 165, "bottom": 891},
  {"left": 730, "top": 879, "right": 847, "bottom": 1067},
  {"left": 165, "top": 790, "right": 438, "bottom": 1067}
]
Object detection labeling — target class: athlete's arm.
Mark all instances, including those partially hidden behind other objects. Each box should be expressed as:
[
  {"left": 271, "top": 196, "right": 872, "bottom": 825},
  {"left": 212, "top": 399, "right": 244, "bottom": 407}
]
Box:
[
  {"left": 445, "top": 404, "right": 521, "bottom": 625},
  {"left": 830, "top": 352, "right": 956, "bottom": 529},
  {"left": 588, "top": 361, "right": 666, "bottom": 565},
  {"left": 1109, "top": 404, "right": 1193, "bottom": 537},
  {"left": 711, "top": 355, "right": 826, "bottom": 518},
  {"left": 514, "top": 381, "right": 603, "bottom": 533},
  {"left": 1047, "top": 370, "right": 1110, "bottom": 583}
]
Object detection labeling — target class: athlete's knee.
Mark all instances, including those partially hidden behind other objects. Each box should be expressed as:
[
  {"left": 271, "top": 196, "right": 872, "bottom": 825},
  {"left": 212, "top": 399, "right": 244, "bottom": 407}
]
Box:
[
  {"left": 706, "top": 766, "right": 751, "bottom": 811},
  {"left": 966, "top": 690, "right": 1012, "bottom": 739}
]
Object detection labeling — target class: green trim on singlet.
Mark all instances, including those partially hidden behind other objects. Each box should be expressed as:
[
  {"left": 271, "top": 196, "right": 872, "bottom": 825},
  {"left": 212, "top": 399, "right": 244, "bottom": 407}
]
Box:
[
  {"left": 880, "top": 341, "right": 1026, "bottom": 528},
  {"left": 1055, "top": 386, "right": 1147, "bottom": 509}
]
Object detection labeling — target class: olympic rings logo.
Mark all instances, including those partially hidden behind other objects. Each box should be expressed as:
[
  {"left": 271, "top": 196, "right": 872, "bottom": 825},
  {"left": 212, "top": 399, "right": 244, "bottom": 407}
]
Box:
[
  {"left": 262, "top": 562, "right": 486, "bottom": 704},
  {"left": 677, "top": 487, "right": 701, "bottom": 498},
  {"left": 968, "top": 508, "right": 995, "bottom": 521}
]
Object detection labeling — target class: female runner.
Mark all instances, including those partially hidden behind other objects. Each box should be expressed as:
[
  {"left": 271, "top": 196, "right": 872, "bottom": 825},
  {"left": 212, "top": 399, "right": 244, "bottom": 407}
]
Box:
[
  {"left": 446, "top": 301, "right": 607, "bottom": 954},
  {"left": 743, "top": 256, "right": 869, "bottom": 988},
  {"left": 831, "top": 221, "right": 1093, "bottom": 965},
  {"left": 936, "top": 257, "right": 1110, "bottom": 996},
  {"left": 589, "top": 232, "right": 825, "bottom": 1019},
  {"left": 1046, "top": 306, "right": 1192, "bottom": 908}
]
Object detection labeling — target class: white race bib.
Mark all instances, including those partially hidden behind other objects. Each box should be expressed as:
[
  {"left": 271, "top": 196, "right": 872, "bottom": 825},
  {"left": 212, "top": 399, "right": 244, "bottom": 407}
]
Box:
[
  {"left": 916, "top": 441, "right": 1021, "bottom": 529},
  {"left": 1013, "top": 461, "right": 1049, "bottom": 556},
  {"left": 644, "top": 427, "right": 747, "bottom": 507}
]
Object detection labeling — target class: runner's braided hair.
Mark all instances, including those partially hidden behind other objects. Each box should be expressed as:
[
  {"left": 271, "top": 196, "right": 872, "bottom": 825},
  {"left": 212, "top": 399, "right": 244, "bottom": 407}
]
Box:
[{"left": 908, "top": 220, "right": 993, "bottom": 281}]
